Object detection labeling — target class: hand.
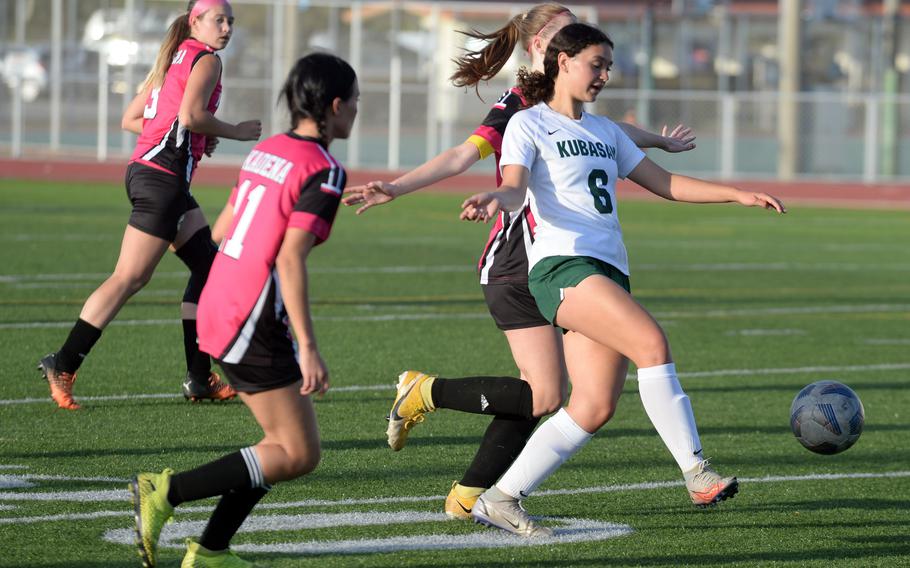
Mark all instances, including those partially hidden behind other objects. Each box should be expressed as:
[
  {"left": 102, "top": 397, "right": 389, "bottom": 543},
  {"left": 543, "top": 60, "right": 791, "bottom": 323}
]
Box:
[
  {"left": 234, "top": 119, "right": 262, "bottom": 141},
  {"left": 660, "top": 124, "right": 696, "bottom": 153},
  {"left": 737, "top": 191, "right": 786, "bottom": 214},
  {"left": 460, "top": 192, "right": 501, "bottom": 223},
  {"left": 204, "top": 136, "right": 219, "bottom": 157},
  {"left": 298, "top": 344, "right": 329, "bottom": 396},
  {"left": 342, "top": 181, "right": 399, "bottom": 215}
]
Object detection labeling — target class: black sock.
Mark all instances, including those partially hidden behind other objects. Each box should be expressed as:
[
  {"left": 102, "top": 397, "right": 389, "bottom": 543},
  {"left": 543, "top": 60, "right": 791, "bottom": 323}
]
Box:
[
  {"left": 199, "top": 486, "right": 269, "bottom": 551},
  {"left": 182, "top": 319, "right": 211, "bottom": 379},
  {"left": 431, "top": 377, "right": 534, "bottom": 419},
  {"left": 56, "top": 319, "right": 102, "bottom": 373},
  {"left": 167, "top": 451, "right": 253, "bottom": 507},
  {"left": 460, "top": 415, "right": 541, "bottom": 488}
]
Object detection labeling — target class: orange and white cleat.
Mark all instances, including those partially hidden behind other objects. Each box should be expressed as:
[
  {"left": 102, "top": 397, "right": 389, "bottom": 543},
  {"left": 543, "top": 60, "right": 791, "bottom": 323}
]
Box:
[
  {"left": 684, "top": 460, "right": 738, "bottom": 507},
  {"left": 37, "top": 353, "right": 80, "bottom": 410},
  {"left": 182, "top": 372, "right": 237, "bottom": 402}
]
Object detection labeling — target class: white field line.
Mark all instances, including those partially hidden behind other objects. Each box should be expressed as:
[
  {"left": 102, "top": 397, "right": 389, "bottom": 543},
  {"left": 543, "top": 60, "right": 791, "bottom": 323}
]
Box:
[
  {"left": 724, "top": 329, "right": 806, "bottom": 336},
  {"left": 3, "top": 303, "right": 908, "bottom": 331},
  {"left": 3, "top": 260, "right": 910, "bottom": 285},
  {"left": 2, "top": 470, "right": 908, "bottom": 525},
  {"left": 0, "top": 384, "right": 391, "bottom": 406},
  {"left": 862, "top": 338, "right": 910, "bottom": 345},
  {"left": 1, "top": 362, "right": 908, "bottom": 407}
]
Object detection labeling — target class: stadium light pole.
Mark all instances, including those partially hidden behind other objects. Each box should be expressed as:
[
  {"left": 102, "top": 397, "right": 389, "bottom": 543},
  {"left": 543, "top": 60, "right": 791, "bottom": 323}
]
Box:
[
  {"left": 777, "top": 0, "right": 802, "bottom": 181},
  {"left": 348, "top": 1, "right": 362, "bottom": 168}
]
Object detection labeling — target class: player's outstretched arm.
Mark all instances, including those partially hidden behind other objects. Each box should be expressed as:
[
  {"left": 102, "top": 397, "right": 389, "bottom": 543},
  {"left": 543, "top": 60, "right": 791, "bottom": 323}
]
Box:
[
  {"left": 460, "top": 164, "right": 529, "bottom": 223},
  {"left": 627, "top": 157, "right": 786, "bottom": 213},
  {"left": 276, "top": 228, "right": 329, "bottom": 396},
  {"left": 617, "top": 122, "right": 696, "bottom": 153},
  {"left": 343, "top": 141, "right": 481, "bottom": 214}
]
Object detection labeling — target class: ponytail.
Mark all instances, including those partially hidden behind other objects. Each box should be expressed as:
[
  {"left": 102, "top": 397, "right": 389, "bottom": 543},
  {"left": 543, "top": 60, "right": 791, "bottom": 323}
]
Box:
[
  {"left": 139, "top": 3, "right": 197, "bottom": 93},
  {"left": 450, "top": 3, "right": 574, "bottom": 97}
]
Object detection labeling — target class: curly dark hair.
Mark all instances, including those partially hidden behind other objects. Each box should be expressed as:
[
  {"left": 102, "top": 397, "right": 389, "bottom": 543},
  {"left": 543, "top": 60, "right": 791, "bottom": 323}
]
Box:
[{"left": 517, "top": 23, "right": 613, "bottom": 105}]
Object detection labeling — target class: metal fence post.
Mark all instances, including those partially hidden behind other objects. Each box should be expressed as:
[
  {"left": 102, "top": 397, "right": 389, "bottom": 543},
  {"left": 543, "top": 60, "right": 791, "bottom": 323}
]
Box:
[
  {"left": 348, "top": 1, "right": 362, "bottom": 168},
  {"left": 863, "top": 95, "right": 879, "bottom": 183},
  {"left": 388, "top": 1, "right": 401, "bottom": 170},
  {"left": 720, "top": 94, "right": 736, "bottom": 180}
]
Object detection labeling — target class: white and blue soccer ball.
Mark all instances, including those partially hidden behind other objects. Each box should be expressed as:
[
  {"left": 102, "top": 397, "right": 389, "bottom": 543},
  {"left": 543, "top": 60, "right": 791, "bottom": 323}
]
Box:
[{"left": 789, "top": 380, "right": 864, "bottom": 455}]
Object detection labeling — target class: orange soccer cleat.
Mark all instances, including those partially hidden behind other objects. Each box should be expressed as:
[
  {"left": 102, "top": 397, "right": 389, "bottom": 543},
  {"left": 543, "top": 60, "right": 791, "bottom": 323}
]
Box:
[
  {"left": 182, "top": 372, "right": 237, "bottom": 402},
  {"left": 37, "top": 353, "right": 80, "bottom": 410}
]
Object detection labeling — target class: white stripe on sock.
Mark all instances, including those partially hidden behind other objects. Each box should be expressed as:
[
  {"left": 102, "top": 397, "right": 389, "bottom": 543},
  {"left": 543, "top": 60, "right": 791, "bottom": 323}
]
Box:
[{"left": 240, "top": 447, "right": 265, "bottom": 488}]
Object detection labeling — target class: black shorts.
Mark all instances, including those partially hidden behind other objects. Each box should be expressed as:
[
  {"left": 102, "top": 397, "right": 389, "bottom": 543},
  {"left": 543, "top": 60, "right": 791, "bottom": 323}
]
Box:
[
  {"left": 216, "top": 358, "right": 302, "bottom": 394},
  {"left": 482, "top": 281, "right": 550, "bottom": 331},
  {"left": 125, "top": 162, "right": 200, "bottom": 241}
]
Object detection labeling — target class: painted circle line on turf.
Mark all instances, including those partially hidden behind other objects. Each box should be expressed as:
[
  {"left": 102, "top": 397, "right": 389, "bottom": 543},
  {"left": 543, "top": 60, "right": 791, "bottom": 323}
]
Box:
[{"left": 101, "top": 511, "right": 634, "bottom": 554}]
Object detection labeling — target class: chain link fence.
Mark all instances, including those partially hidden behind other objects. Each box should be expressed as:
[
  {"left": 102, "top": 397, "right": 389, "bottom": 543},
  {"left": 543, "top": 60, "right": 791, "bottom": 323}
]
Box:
[{"left": 1, "top": 0, "right": 908, "bottom": 181}]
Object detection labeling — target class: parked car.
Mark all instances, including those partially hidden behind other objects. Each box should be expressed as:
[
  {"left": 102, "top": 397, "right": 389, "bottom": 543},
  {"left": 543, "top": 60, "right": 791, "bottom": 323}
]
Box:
[{"left": 1, "top": 47, "right": 48, "bottom": 102}]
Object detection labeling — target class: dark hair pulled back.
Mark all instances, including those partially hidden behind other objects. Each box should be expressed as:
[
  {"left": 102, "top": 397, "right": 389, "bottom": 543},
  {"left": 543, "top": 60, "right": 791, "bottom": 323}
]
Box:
[
  {"left": 281, "top": 52, "right": 357, "bottom": 144},
  {"left": 517, "top": 23, "right": 613, "bottom": 105}
]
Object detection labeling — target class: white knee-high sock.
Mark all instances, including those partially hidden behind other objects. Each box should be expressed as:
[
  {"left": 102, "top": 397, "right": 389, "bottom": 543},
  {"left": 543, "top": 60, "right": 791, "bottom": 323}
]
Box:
[
  {"left": 637, "top": 363, "right": 703, "bottom": 473},
  {"left": 496, "top": 408, "right": 593, "bottom": 499}
]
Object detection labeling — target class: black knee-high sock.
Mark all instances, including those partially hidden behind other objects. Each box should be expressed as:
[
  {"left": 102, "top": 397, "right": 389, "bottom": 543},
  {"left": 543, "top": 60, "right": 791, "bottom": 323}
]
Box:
[
  {"left": 56, "top": 319, "right": 102, "bottom": 373},
  {"left": 182, "top": 319, "right": 211, "bottom": 379},
  {"left": 459, "top": 415, "right": 541, "bottom": 489},
  {"left": 431, "top": 376, "right": 534, "bottom": 419},
  {"left": 199, "top": 486, "right": 269, "bottom": 551},
  {"left": 175, "top": 227, "right": 216, "bottom": 380},
  {"left": 167, "top": 449, "right": 263, "bottom": 507}
]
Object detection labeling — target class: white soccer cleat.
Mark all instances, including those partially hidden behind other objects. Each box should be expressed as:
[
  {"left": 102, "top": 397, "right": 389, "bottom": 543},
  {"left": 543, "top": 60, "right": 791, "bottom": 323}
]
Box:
[
  {"left": 471, "top": 486, "right": 553, "bottom": 537},
  {"left": 684, "top": 460, "right": 738, "bottom": 507}
]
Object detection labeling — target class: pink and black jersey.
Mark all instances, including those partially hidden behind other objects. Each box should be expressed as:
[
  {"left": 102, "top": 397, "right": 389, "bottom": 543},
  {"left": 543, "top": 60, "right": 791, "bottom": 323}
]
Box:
[
  {"left": 130, "top": 38, "right": 222, "bottom": 183},
  {"left": 465, "top": 87, "right": 536, "bottom": 285},
  {"left": 197, "top": 133, "right": 345, "bottom": 365}
]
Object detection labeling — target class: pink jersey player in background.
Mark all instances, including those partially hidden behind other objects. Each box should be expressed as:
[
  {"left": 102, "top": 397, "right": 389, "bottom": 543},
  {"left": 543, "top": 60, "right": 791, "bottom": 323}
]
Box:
[
  {"left": 129, "top": 52, "right": 358, "bottom": 567},
  {"left": 37, "top": 0, "right": 262, "bottom": 410}
]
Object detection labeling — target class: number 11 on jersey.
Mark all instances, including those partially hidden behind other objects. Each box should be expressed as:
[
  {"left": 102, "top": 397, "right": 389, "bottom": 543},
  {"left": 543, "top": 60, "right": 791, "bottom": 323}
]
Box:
[{"left": 223, "top": 179, "right": 266, "bottom": 260}]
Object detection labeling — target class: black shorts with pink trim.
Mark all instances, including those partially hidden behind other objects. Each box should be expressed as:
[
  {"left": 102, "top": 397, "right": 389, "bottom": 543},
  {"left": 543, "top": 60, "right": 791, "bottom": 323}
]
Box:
[
  {"left": 481, "top": 281, "right": 550, "bottom": 331},
  {"left": 216, "top": 357, "right": 301, "bottom": 394}
]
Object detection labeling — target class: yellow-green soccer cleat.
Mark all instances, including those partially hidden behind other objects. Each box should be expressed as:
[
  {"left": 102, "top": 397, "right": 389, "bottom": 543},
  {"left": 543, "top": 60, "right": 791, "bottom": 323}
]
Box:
[
  {"left": 129, "top": 469, "right": 175, "bottom": 567},
  {"left": 444, "top": 481, "right": 485, "bottom": 520},
  {"left": 386, "top": 370, "right": 436, "bottom": 451},
  {"left": 181, "top": 539, "right": 253, "bottom": 568}
]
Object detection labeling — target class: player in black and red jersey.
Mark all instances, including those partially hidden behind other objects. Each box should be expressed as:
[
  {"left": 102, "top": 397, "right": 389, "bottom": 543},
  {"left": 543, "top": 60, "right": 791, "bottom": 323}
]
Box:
[
  {"left": 343, "top": 3, "right": 697, "bottom": 520},
  {"left": 37, "top": 0, "right": 261, "bottom": 409}
]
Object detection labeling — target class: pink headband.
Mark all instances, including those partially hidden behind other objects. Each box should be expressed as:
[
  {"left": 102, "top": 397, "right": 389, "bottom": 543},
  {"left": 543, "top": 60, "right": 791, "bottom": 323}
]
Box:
[
  {"left": 526, "top": 10, "right": 572, "bottom": 56},
  {"left": 190, "top": 0, "right": 231, "bottom": 23}
]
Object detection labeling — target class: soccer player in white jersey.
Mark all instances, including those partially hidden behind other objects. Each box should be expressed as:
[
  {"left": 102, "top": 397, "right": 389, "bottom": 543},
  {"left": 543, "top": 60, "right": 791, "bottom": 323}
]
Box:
[
  {"left": 343, "top": 2, "right": 697, "bottom": 521},
  {"left": 461, "top": 23, "right": 785, "bottom": 536},
  {"left": 129, "top": 53, "right": 357, "bottom": 567}
]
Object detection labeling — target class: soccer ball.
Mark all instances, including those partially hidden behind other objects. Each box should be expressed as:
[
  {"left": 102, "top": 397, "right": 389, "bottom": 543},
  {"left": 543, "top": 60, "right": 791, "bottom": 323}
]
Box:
[{"left": 789, "top": 380, "right": 864, "bottom": 455}]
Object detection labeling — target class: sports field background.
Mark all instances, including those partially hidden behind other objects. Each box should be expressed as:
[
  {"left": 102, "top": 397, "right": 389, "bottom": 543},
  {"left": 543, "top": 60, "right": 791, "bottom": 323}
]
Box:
[{"left": 1, "top": 179, "right": 909, "bottom": 567}]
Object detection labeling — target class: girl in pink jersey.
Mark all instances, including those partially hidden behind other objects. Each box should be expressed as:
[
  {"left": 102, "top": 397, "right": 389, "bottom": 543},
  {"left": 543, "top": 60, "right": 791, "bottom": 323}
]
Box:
[
  {"left": 343, "top": 2, "right": 697, "bottom": 521},
  {"left": 37, "top": 0, "right": 261, "bottom": 410},
  {"left": 130, "top": 53, "right": 358, "bottom": 567}
]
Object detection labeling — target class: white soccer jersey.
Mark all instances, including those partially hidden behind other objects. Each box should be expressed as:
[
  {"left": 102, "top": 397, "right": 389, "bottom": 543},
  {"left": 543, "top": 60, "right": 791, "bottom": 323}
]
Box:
[{"left": 499, "top": 102, "right": 646, "bottom": 275}]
